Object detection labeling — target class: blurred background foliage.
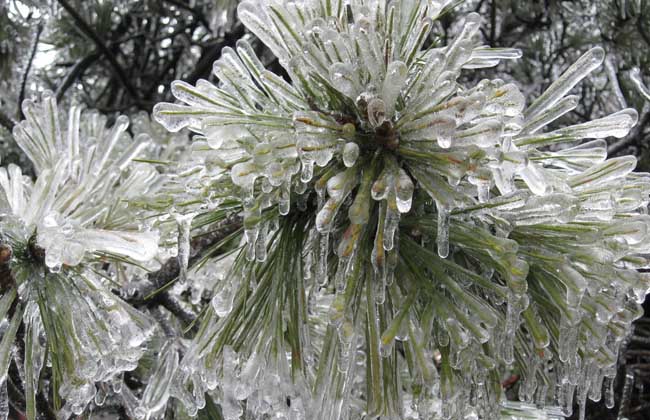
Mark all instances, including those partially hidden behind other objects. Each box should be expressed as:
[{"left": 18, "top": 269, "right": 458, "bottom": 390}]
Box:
[{"left": 1, "top": 0, "right": 650, "bottom": 419}]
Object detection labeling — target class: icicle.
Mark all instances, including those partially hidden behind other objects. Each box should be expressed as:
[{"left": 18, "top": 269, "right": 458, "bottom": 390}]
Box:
[
  {"left": 525, "top": 47, "right": 605, "bottom": 121},
  {"left": 279, "top": 181, "right": 291, "bottom": 215},
  {"left": 560, "top": 380, "right": 575, "bottom": 417},
  {"left": 577, "top": 374, "right": 588, "bottom": 420},
  {"left": 317, "top": 233, "right": 330, "bottom": 286},
  {"left": 245, "top": 227, "right": 259, "bottom": 262},
  {"left": 503, "top": 292, "right": 525, "bottom": 365},
  {"left": 604, "top": 376, "right": 615, "bottom": 409},
  {"left": 617, "top": 371, "right": 634, "bottom": 419},
  {"left": 558, "top": 316, "right": 579, "bottom": 363},
  {"left": 139, "top": 342, "right": 179, "bottom": 419},
  {"left": 175, "top": 213, "right": 195, "bottom": 283},
  {"left": 383, "top": 204, "right": 400, "bottom": 251},
  {"left": 436, "top": 201, "right": 450, "bottom": 258}
]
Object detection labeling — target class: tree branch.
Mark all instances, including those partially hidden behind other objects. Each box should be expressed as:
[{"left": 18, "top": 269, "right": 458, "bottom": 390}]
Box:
[
  {"left": 56, "top": 0, "right": 141, "bottom": 102},
  {"left": 185, "top": 23, "right": 245, "bottom": 85},
  {"left": 147, "top": 215, "right": 242, "bottom": 290},
  {"left": 18, "top": 24, "right": 43, "bottom": 119},
  {"left": 54, "top": 52, "right": 100, "bottom": 102},
  {"left": 122, "top": 215, "right": 242, "bottom": 334}
]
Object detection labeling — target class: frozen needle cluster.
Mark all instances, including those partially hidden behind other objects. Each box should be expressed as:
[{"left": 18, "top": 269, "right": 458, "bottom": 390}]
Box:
[
  {"left": 154, "top": 1, "right": 650, "bottom": 419},
  {"left": 0, "top": 93, "right": 158, "bottom": 418}
]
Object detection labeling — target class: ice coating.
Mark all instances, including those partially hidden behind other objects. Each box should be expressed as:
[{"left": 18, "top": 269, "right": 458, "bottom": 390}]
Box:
[
  {"left": 149, "top": 1, "right": 650, "bottom": 420},
  {"left": 0, "top": 92, "right": 160, "bottom": 419}
]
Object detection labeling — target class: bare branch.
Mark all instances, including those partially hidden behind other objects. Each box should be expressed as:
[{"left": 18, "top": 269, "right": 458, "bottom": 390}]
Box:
[
  {"left": 185, "top": 23, "right": 245, "bottom": 85},
  {"left": 54, "top": 52, "right": 100, "bottom": 102},
  {"left": 56, "top": 0, "right": 141, "bottom": 103},
  {"left": 18, "top": 24, "right": 43, "bottom": 119}
]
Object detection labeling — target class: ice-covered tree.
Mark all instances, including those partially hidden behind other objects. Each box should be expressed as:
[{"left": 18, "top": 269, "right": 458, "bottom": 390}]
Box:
[{"left": 1, "top": 1, "right": 650, "bottom": 420}]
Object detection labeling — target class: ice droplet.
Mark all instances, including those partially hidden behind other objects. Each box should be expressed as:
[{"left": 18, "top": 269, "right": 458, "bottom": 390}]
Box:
[
  {"left": 395, "top": 168, "right": 414, "bottom": 213},
  {"left": 342, "top": 143, "right": 360, "bottom": 168}
]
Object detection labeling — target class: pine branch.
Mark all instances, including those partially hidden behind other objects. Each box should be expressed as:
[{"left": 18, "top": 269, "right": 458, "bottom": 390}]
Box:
[{"left": 56, "top": 0, "right": 141, "bottom": 103}]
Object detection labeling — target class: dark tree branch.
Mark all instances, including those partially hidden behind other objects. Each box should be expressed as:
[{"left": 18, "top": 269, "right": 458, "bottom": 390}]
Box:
[
  {"left": 185, "top": 24, "right": 245, "bottom": 85},
  {"left": 147, "top": 215, "right": 242, "bottom": 291},
  {"left": 55, "top": 52, "right": 100, "bottom": 102},
  {"left": 57, "top": 0, "right": 141, "bottom": 103},
  {"left": 18, "top": 24, "right": 43, "bottom": 119},
  {"left": 121, "top": 215, "right": 242, "bottom": 334},
  {"left": 490, "top": 0, "right": 497, "bottom": 45}
]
